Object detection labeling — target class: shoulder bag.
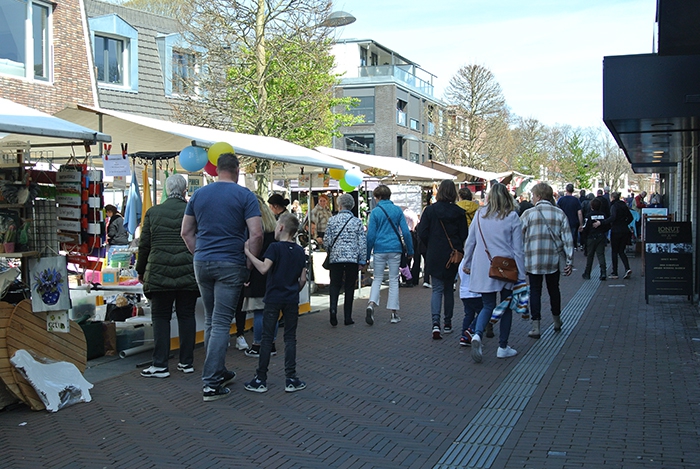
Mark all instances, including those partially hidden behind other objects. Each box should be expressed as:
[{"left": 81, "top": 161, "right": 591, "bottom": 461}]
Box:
[
  {"left": 376, "top": 205, "right": 409, "bottom": 268},
  {"left": 322, "top": 215, "right": 353, "bottom": 270},
  {"left": 476, "top": 213, "right": 518, "bottom": 282},
  {"left": 439, "top": 219, "right": 464, "bottom": 268}
]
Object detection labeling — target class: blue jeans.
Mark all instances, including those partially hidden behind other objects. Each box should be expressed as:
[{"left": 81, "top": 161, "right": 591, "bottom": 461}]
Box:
[
  {"left": 461, "top": 297, "right": 483, "bottom": 335},
  {"left": 251, "top": 309, "right": 278, "bottom": 344},
  {"left": 194, "top": 261, "right": 248, "bottom": 388},
  {"left": 475, "top": 288, "right": 513, "bottom": 349},
  {"left": 431, "top": 277, "right": 455, "bottom": 327},
  {"left": 369, "top": 252, "right": 400, "bottom": 311},
  {"left": 256, "top": 302, "right": 299, "bottom": 382}
]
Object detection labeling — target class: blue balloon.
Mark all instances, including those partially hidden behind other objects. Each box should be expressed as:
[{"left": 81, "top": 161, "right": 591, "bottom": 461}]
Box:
[
  {"left": 179, "top": 146, "right": 208, "bottom": 172},
  {"left": 344, "top": 168, "right": 363, "bottom": 186}
]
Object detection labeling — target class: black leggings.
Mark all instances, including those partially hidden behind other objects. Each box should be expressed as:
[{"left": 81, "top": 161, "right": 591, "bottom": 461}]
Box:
[
  {"left": 610, "top": 232, "right": 630, "bottom": 275},
  {"left": 329, "top": 262, "right": 358, "bottom": 321}
]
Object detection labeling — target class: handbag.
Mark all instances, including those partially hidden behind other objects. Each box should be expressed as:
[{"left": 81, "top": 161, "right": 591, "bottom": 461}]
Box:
[
  {"left": 322, "top": 215, "right": 353, "bottom": 270},
  {"left": 376, "top": 205, "right": 409, "bottom": 268},
  {"left": 476, "top": 213, "right": 519, "bottom": 282},
  {"left": 439, "top": 219, "right": 464, "bottom": 268}
]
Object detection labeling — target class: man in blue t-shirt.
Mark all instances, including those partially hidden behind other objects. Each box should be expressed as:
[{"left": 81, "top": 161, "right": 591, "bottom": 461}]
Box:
[
  {"left": 557, "top": 183, "right": 583, "bottom": 249},
  {"left": 243, "top": 213, "right": 307, "bottom": 394},
  {"left": 181, "top": 153, "right": 262, "bottom": 402}
]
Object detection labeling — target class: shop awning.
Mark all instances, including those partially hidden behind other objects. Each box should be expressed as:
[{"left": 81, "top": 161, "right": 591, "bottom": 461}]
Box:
[
  {"left": 54, "top": 105, "right": 354, "bottom": 173},
  {"left": 315, "top": 146, "right": 455, "bottom": 182},
  {"left": 0, "top": 98, "right": 111, "bottom": 144},
  {"left": 421, "top": 160, "right": 532, "bottom": 185}
]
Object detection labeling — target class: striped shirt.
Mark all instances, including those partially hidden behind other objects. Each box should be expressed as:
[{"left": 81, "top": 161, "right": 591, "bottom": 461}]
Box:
[{"left": 520, "top": 201, "right": 574, "bottom": 275}]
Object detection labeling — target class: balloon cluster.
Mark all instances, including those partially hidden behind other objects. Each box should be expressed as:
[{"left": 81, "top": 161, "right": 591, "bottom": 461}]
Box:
[
  {"left": 178, "top": 141, "right": 234, "bottom": 176},
  {"left": 329, "top": 167, "right": 363, "bottom": 192}
]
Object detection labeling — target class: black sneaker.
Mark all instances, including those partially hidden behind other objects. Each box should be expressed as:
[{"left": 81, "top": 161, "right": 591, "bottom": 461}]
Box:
[
  {"left": 271, "top": 343, "right": 277, "bottom": 356},
  {"left": 221, "top": 370, "right": 236, "bottom": 387},
  {"left": 285, "top": 377, "right": 306, "bottom": 393},
  {"left": 365, "top": 303, "right": 374, "bottom": 325},
  {"left": 141, "top": 366, "right": 169, "bottom": 378},
  {"left": 177, "top": 363, "right": 194, "bottom": 374},
  {"left": 244, "top": 345, "right": 260, "bottom": 357},
  {"left": 244, "top": 376, "right": 268, "bottom": 393},
  {"left": 203, "top": 385, "right": 230, "bottom": 401}
]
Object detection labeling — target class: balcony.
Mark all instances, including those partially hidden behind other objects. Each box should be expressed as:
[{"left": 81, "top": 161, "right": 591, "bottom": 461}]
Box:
[{"left": 358, "top": 65, "right": 434, "bottom": 96}]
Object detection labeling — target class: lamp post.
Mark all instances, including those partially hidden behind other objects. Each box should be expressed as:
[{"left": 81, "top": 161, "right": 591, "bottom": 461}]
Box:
[{"left": 403, "top": 134, "right": 446, "bottom": 163}]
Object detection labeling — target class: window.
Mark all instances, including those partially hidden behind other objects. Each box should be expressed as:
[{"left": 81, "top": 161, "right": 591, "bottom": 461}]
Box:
[
  {"left": 347, "top": 96, "right": 374, "bottom": 123},
  {"left": 409, "top": 152, "right": 419, "bottom": 163},
  {"left": 0, "top": 0, "right": 51, "bottom": 80},
  {"left": 359, "top": 47, "right": 367, "bottom": 66},
  {"left": 89, "top": 14, "right": 138, "bottom": 91},
  {"left": 95, "top": 35, "right": 123, "bottom": 85},
  {"left": 345, "top": 135, "right": 374, "bottom": 155},
  {"left": 396, "top": 99, "right": 407, "bottom": 126},
  {"left": 410, "top": 118, "right": 419, "bottom": 131},
  {"left": 172, "top": 49, "right": 196, "bottom": 95}
]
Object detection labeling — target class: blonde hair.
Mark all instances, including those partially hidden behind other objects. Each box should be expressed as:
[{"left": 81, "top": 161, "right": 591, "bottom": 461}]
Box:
[
  {"left": 255, "top": 194, "right": 277, "bottom": 233},
  {"left": 484, "top": 183, "right": 516, "bottom": 219}
]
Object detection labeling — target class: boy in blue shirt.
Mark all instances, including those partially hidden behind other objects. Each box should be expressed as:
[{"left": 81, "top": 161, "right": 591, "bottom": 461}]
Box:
[{"left": 244, "top": 213, "right": 307, "bottom": 393}]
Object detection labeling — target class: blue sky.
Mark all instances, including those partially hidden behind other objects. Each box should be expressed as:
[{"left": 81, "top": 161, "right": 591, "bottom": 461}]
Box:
[{"left": 333, "top": 0, "right": 657, "bottom": 129}]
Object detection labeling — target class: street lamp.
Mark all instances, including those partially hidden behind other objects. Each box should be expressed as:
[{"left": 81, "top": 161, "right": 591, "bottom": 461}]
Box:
[
  {"left": 403, "top": 134, "right": 445, "bottom": 162},
  {"left": 319, "top": 11, "right": 356, "bottom": 27}
]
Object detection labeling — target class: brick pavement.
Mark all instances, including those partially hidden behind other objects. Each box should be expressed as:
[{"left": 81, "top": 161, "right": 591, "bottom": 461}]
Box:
[{"left": 1, "top": 250, "right": 699, "bottom": 469}]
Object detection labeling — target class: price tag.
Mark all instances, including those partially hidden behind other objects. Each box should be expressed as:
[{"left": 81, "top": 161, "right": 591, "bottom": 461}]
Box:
[{"left": 102, "top": 156, "right": 131, "bottom": 177}]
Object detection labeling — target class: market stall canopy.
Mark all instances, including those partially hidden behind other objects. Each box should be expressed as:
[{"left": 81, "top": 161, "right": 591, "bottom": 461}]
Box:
[
  {"left": 0, "top": 98, "right": 111, "bottom": 144},
  {"left": 316, "top": 146, "right": 455, "bottom": 182},
  {"left": 54, "top": 104, "right": 354, "bottom": 174},
  {"left": 422, "top": 160, "right": 532, "bottom": 185}
]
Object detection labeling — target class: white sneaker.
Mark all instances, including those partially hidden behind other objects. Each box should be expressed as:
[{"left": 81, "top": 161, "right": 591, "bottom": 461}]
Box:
[
  {"left": 423, "top": 282, "right": 432, "bottom": 288},
  {"left": 236, "top": 335, "right": 248, "bottom": 351},
  {"left": 141, "top": 366, "right": 170, "bottom": 378},
  {"left": 471, "top": 334, "right": 482, "bottom": 363},
  {"left": 497, "top": 346, "right": 518, "bottom": 359},
  {"left": 390, "top": 313, "right": 401, "bottom": 324}
]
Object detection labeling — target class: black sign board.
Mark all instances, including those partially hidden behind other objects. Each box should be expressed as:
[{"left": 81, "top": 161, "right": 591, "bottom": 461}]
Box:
[{"left": 644, "top": 221, "right": 693, "bottom": 303}]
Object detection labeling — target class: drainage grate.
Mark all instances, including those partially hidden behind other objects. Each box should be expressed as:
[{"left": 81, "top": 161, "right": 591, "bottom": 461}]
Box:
[{"left": 434, "top": 278, "right": 600, "bottom": 469}]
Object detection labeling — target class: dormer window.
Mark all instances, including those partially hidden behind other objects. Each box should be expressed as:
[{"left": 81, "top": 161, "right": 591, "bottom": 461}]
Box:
[
  {"left": 88, "top": 14, "right": 138, "bottom": 92},
  {"left": 157, "top": 33, "right": 200, "bottom": 97},
  {"left": 94, "top": 35, "right": 124, "bottom": 85}
]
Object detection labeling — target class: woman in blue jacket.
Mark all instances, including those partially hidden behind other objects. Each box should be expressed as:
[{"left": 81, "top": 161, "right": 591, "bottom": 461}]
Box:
[{"left": 365, "top": 185, "right": 414, "bottom": 326}]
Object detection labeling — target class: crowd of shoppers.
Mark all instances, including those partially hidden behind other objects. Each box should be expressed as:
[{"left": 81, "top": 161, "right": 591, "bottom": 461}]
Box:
[{"left": 133, "top": 159, "right": 649, "bottom": 400}]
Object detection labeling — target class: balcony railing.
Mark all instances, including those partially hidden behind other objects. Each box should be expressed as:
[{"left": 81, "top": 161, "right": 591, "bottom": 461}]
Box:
[{"left": 358, "top": 65, "right": 434, "bottom": 96}]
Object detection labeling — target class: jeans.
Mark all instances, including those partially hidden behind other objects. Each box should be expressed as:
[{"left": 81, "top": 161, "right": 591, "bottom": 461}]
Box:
[
  {"left": 251, "top": 309, "right": 278, "bottom": 344},
  {"left": 194, "top": 261, "right": 248, "bottom": 388},
  {"left": 528, "top": 272, "right": 561, "bottom": 321},
  {"left": 369, "top": 252, "right": 400, "bottom": 311},
  {"left": 610, "top": 232, "right": 630, "bottom": 275},
  {"left": 461, "top": 297, "right": 483, "bottom": 335},
  {"left": 256, "top": 302, "right": 299, "bottom": 382},
  {"left": 149, "top": 290, "right": 197, "bottom": 369},
  {"left": 583, "top": 236, "right": 607, "bottom": 278},
  {"left": 431, "top": 277, "right": 455, "bottom": 327},
  {"left": 475, "top": 288, "right": 513, "bottom": 348},
  {"left": 329, "top": 262, "right": 358, "bottom": 321}
]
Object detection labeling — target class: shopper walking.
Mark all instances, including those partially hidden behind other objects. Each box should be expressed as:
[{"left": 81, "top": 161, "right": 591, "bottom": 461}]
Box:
[
  {"left": 324, "top": 193, "right": 366, "bottom": 326},
  {"left": 181, "top": 153, "right": 263, "bottom": 401},
  {"left": 365, "top": 185, "right": 413, "bottom": 325},
  {"left": 520, "top": 182, "right": 574, "bottom": 339},
  {"left": 599, "top": 192, "right": 633, "bottom": 279},
  {"left": 137, "top": 174, "right": 198, "bottom": 378},
  {"left": 463, "top": 183, "right": 525, "bottom": 362},
  {"left": 418, "top": 180, "right": 468, "bottom": 339}
]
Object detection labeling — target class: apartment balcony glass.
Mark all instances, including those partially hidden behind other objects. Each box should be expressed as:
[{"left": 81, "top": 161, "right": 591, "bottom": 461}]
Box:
[{"left": 358, "top": 65, "right": 434, "bottom": 96}]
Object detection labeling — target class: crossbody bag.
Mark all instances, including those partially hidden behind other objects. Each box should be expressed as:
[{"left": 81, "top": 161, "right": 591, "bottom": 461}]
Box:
[{"left": 476, "top": 212, "right": 518, "bottom": 282}]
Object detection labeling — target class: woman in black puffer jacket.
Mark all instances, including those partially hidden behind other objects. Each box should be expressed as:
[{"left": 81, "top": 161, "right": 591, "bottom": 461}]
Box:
[
  {"left": 600, "top": 191, "right": 633, "bottom": 279},
  {"left": 136, "top": 174, "right": 199, "bottom": 378}
]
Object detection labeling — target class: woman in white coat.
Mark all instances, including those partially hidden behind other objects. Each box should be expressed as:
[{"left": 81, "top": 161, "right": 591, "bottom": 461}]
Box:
[{"left": 463, "top": 183, "right": 525, "bottom": 363}]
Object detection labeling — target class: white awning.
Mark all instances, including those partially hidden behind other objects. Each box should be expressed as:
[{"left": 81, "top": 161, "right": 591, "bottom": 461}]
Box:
[
  {"left": 316, "top": 146, "right": 455, "bottom": 183},
  {"left": 54, "top": 104, "right": 355, "bottom": 174},
  {"left": 421, "top": 161, "right": 533, "bottom": 185},
  {"left": 0, "top": 98, "right": 111, "bottom": 143}
]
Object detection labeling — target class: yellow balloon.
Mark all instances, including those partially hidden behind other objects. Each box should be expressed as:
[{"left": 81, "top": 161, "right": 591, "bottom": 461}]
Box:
[
  {"left": 207, "top": 142, "right": 234, "bottom": 165},
  {"left": 329, "top": 168, "right": 346, "bottom": 180}
]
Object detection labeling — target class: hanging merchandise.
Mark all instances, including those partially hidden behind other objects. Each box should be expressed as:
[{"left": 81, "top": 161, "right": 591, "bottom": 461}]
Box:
[
  {"left": 123, "top": 164, "right": 142, "bottom": 236},
  {"left": 141, "top": 166, "right": 152, "bottom": 226},
  {"left": 161, "top": 167, "right": 169, "bottom": 201}
]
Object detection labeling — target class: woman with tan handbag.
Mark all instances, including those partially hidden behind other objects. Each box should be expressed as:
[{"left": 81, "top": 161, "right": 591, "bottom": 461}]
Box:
[
  {"left": 463, "top": 183, "right": 525, "bottom": 363},
  {"left": 418, "top": 180, "right": 468, "bottom": 340}
]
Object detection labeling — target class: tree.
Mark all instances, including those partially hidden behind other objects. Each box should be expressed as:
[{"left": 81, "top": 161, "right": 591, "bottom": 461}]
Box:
[
  {"left": 127, "top": 0, "right": 361, "bottom": 193},
  {"left": 442, "top": 64, "right": 511, "bottom": 169},
  {"left": 511, "top": 117, "right": 548, "bottom": 176},
  {"left": 596, "top": 131, "right": 632, "bottom": 191}
]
